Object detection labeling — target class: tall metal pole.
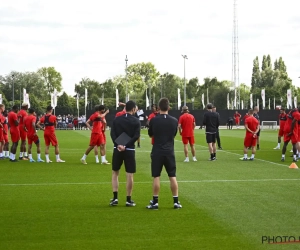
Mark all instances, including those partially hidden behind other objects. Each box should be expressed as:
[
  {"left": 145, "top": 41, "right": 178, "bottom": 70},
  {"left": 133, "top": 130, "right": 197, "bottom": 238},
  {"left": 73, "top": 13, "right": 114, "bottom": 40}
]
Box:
[
  {"left": 12, "top": 74, "right": 15, "bottom": 105},
  {"left": 182, "top": 55, "right": 188, "bottom": 106},
  {"left": 125, "top": 55, "right": 128, "bottom": 102}
]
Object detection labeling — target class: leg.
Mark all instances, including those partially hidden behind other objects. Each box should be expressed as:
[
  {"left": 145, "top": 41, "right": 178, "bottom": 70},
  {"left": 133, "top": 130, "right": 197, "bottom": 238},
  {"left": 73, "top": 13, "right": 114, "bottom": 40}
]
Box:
[
  {"left": 153, "top": 177, "right": 160, "bottom": 196},
  {"left": 169, "top": 177, "right": 178, "bottom": 196},
  {"left": 126, "top": 172, "right": 134, "bottom": 196},
  {"left": 217, "top": 131, "right": 221, "bottom": 149},
  {"left": 281, "top": 141, "right": 289, "bottom": 161},
  {"left": 191, "top": 144, "right": 196, "bottom": 158},
  {"left": 112, "top": 170, "right": 119, "bottom": 192},
  {"left": 183, "top": 144, "right": 189, "bottom": 159}
]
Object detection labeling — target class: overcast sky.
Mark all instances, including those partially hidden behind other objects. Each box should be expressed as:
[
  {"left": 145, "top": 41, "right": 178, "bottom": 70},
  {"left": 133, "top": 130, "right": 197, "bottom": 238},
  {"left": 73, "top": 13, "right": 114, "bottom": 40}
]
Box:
[{"left": 1, "top": 0, "right": 299, "bottom": 95}]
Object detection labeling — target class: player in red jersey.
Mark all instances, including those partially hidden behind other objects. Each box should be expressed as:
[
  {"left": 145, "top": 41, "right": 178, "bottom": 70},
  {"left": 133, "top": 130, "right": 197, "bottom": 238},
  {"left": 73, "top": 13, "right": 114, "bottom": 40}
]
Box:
[
  {"left": 8, "top": 105, "right": 20, "bottom": 162},
  {"left": 274, "top": 108, "right": 287, "bottom": 149},
  {"left": 17, "top": 103, "right": 29, "bottom": 160},
  {"left": 81, "top": 105, "right": 107, "bottom": 164},
  {"left": 2, "top": 110, "right": 9, "bottom": 158},
  {"left": 147, "top": 104, "right": 159, "bottom": 145},
  {"left": 241, "top": 109, "right": 259, "bottom": 161},
  {"left": 24, "top": 108, "right": 44, "bottom": 162},
  {"left": 281, "top": 108, "right": 300, "bottom": 162},
  {"left": 37, "top": 106, "right": 65, "bottom": 163},
  {"left": 115, "top": 102, "right": 126, "bottom": 117},
  {"left": 242, "top": 113, "right": 249, "bottom": 122},
  {"left": 93, "top": 105, "right": 110, "bottom": 164},
  {"left": 178, "top": 106, "right": 197, "bottom": 162},
  {"left": 0, "top": 104, "right": 5, "bottom": 159},
  {"left": 234, "top": 111, "right": 241, "bottom": 128}
]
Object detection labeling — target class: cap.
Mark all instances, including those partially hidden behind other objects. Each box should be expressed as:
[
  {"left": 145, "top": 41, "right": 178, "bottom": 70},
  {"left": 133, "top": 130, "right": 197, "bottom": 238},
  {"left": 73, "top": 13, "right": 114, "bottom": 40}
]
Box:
[{"left": 22, "top": 103, "right": 28, "bottom": 107}]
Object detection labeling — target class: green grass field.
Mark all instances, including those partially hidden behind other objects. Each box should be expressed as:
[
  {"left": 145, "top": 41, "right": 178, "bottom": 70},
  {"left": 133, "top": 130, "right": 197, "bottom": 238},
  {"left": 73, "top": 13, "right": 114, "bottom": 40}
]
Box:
[{"left": 1, "top": 128, "right": 300, "bottom": 250}]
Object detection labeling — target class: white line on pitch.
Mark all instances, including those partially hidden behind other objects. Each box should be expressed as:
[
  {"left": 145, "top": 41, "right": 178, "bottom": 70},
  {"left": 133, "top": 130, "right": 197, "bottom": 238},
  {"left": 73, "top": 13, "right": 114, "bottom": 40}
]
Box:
[{"left": 1, "top": 179, "right": 300, "bottom": 186}]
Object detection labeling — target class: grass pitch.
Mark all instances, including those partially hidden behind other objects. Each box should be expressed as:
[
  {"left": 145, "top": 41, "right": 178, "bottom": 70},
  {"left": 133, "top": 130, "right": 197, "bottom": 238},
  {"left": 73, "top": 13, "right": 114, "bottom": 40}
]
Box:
[{"left": 1, "top": 128, "right": 300, "bottom": 250}]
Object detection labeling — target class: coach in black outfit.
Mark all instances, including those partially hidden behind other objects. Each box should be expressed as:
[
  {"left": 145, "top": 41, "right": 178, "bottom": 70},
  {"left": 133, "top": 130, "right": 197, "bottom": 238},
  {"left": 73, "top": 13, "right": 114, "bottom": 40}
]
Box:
[
  {"left": 146, "top": 98, "right": 182, "bottom": 210},
  {"left": 203, "top": 103, "right": 220, "bottom": 161},
  {"left": 110, "top": 101, "right": 140, "bottom": 207},
  {"left": 212, "top": 106, "right": 222, "bottom": 149}
]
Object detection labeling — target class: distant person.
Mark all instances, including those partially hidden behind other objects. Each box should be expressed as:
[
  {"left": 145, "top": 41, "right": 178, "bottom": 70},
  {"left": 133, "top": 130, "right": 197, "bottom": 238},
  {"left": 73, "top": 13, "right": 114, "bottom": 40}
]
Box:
[
  {"left": 241, "top": 109, "right": 259, "bottom": 161},
  {"left": 212, "top": 106, "right": 222, "bottom": 150},
  {"left": 17, "top": 103, "right": 29, "bottom": 160},
  {"left": 0, "top": 104, "right": 5, "bottom": 159},
  {"left": 253, "top": 106, "right": 261, "bottom": 149},
  {"left": 178, "top": 106, "right": 197, "bottom": 162},
  {"left": 2, "top": 110, "right": 9, "bottom": 158},
  {"left": 202, "top": 103, "right": 219, "bottom": 161},
  {"left": 147, "top": 104, "right": 159, "bottom": 145},
  {"left": 274, "top": 108, "right": 287, "bottom": 150},
  {"left": 281, "top": 108, "right": 300, "bottom": 162},
  {"left": 115, "top": 102, "right": 126, "bottom": 117},
  {"left": 24, "top": 108, "right": 44, "bottom": 162},
  {"left": 227, "top": 117, "right": 233, "bottom": 129},
  {"left": 37, "top": 106, "right": 65, "bottom": 163},
  {"left": 146, "top": 98, "right": 182, "bottom": 209},
  {"left": 135, "top": 106, "right": 148, "bottom": 147},
  {"left": 242, "top": 113, "right": 249, "bottom": 123},
  {"left": 234, "top": 111, "right": 241, "bottom": 129},
  {"left": 8, "top": 105, "right": 20, "bottom": 162},
  {"left": 110, "top": 101, "right": 140, "bottom": 207}
]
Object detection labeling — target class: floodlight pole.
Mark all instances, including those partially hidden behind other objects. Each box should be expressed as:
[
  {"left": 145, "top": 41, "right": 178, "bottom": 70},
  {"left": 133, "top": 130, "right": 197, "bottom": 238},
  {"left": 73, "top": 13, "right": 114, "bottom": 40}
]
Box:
[
  {"left": 125, "top": 55, "right": 128, "bottom": 102},
  {"left": 182, "top": 55, "right": 188, "bottom": 106}
]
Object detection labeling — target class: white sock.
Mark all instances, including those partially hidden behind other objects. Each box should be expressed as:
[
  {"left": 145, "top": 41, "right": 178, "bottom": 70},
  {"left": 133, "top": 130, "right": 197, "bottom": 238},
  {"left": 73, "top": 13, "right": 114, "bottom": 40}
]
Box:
[
  {"left": 29, "top": 154, "right": 32, "bottom": 159},
  {"left": 101, "top": 156, "right": 105, "bottom": 162},
  {"left": 244, "top": 154, "right": 247, "bottom": 158},
  {"left": 19, "top": 152, "right": 23, "bottom": 158},
  {"left": 294, "top": 155, "right": 297, "bottom": 160},
  {"left": 251, "top": 154, "right": 255, "bottom": 159},
  {"left": 24, "top": 152, "right": 28, "bottom": 157},
  {"left": 0, "top": 153, "right": 3, "bottom": 157},
  {"left": 4, "top": 151, "right": 8, "bottom": 157},
  {"left": 193, "top": 156, "right": 196, "bottom": 159},
  {"left": 277, "top": 143, "right": 280, "bottom": 147},
  {"left": 82, "top": 154, "right": 87, "bottom": 160},
  {"left": 12, "top": 154, "right": 16, "bottom": 160},
  {"left": 56, "top": 154, "right": 60, "bottom": 161},
  {"left": 37, "top": 154, "right": 41, "bottom": 160},
  {"left": 45, "top": 154, "right": 49, "bottom": 161},
  {"left": 9, "top": 152, "right": 13, "bottom": 159},
  {"left": 282, "top": 154, "right": 285, "bottom": 158},
  {"left": 95, "top": 155, "right": 99, "bottom": 162}
]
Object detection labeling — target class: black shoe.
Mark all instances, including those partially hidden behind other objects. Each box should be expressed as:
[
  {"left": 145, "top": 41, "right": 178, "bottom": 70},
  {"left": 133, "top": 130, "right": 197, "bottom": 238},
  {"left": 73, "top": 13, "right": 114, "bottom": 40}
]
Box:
[
  {"left": 209, "top": 157, "right": 216, "bottom": 161},
  {"left": 281, "top": 157, "right": 285, "bottom": 162},
  {"left": 109, "top": 199, "right": 118, "bottom": 206},
  {"left": 137, "top": 145, "right": 140, "bottom": 148},
  {"left": 10, "top": 159, "right": 19, "bottom": 162},
  {"left": 126, "top": 200, "right": 136, "bottom": 207},
  {"left": 249, "top": 158, "right": 254, "bottom": 161},
  {"left": 146, "top": 201, "right": 158, "bottom": 210},
  {"left": 293, "top": 158, "right": 298, "bottom": 162},
  {"left": 218, "top": 147, "right": 223, "bottom": 150},
  {"left": 257, "top": 147, "right": 260, "bottom": 150},
  {"left": 242, "top": 158, "right": 248, "bottom": 161},
  {"left": 174, "top": 202, "right": 182, "bottom": 209}
]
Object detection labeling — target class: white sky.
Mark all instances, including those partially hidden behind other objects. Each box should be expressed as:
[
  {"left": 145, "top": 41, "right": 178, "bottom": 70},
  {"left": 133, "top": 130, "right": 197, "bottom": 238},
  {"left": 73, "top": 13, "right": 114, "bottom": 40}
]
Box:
[{"left": 1, "top": 0, "right": 299, "bottom": 95}]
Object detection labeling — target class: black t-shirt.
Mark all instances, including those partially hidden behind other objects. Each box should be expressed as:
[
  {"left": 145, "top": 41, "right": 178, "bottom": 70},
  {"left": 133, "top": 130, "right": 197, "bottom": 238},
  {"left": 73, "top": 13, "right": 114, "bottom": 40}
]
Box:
[
  {"left": 110, "top": 113, "right": 141, "bottom": 149},
  {"left": 253, "top": 113, "right": 260, "bottom": 123},
  {"left": 148, "top": 114, "right": 178, "bottom": 155},
  {"left": 203, "top": 111, "right": 219, "bottom": 133}
]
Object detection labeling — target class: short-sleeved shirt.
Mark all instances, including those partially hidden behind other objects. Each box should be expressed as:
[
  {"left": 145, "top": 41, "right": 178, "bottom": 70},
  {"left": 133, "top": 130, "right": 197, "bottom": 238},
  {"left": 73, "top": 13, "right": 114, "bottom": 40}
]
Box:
[
  {"left": 8, "top": 112, "right": 19, "bottom": 132},
  {"left": 89, "top": 112, "right": 103, "bottom": 134},
  {"left": 253, "top": 113, "right": 260, "bottom": 123},
  {"left": 279, "top": 113, "right": 287, "bottom": 128},
  {"left": 148, "top": 112, "right": 158, "bottom": 121},
  {"left": 284, "top": 110, "right": 298, "bottom": 133},
  {"left": 39, "top": 114, "right": 56, "bottom": 134},
  {"left": 178, "top": 113, "right": 195, "bottom": 137},
  {"left": 245, "top": 116, "right": 259, "bottom": 135},
  {"left": 17, "top": 109, "right": 28, "bottom": 126},
  {"left": 24, "top": 115, "right": 37, "bottom": 137},
  {"left": 234, "top": 113, "right": 241, "bottom": 119},
  {"left": 115, "top": 110, "right": 126, "bottom": 117}
]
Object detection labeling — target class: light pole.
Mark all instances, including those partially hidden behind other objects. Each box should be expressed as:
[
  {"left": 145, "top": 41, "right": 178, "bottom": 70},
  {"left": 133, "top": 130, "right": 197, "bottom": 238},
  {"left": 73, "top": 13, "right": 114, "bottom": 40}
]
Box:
[
  {"left": 12, "top": 74, "right": 15, "bottom": 105},
  {"left": 182, "top": 55, "right": 188, "bottom": 106},
  {"left": 125, "top": 55, "right": 128, "bottom": 102}
]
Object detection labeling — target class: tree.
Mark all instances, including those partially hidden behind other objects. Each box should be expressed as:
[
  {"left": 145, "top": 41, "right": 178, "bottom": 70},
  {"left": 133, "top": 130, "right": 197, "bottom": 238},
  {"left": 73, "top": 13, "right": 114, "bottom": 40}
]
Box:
[
  {"left": 186, "top": 77, "right": 199, "bottom": 99},
  {"left": 38, "top": 67, "right": 62, "bottom": 95},
  {"left": 251, "top": 56, "right": 260, "bottom": 89}
]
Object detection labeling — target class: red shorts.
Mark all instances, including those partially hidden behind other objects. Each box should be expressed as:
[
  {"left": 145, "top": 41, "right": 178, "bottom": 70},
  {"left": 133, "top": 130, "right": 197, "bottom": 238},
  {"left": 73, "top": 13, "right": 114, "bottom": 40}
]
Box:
[
  {"left": 182, "top": 136, "right": 195, "bottom": 145},
  {"left": 244, "top": 134, "right": 257, "bottom": 148},
  {"left": 19, "top": 126, "right": 27, "bottom": 141},
  {"left": 10, "top": 130, "right": 20, "bottom": 143},
  {"left": 102, "top": 132, "right": 106, "bottom": 144},
  {"left": 284, "top": 133, "right": 298, "bottom": 144},
  {"left": 28, "top": 134, "right": 39, "bottom": 145},
  {"left": 235, "top": 118, "right": 240, "bottom": 124},
  {"left": 89, "top": 133, "right": 104, "bottom": 146},
  {"left": 44, "top": 132, "right": 58, "bottom": 146},
  {"left": 278, "top": 127, "right": 284, "bottom": 137}
]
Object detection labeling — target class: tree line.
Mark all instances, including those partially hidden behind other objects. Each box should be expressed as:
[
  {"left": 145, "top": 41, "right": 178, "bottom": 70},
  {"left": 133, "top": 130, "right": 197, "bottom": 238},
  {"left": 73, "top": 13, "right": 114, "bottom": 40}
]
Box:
[{"left": 0, "top": 56, "right": 295, "bottom": 115}]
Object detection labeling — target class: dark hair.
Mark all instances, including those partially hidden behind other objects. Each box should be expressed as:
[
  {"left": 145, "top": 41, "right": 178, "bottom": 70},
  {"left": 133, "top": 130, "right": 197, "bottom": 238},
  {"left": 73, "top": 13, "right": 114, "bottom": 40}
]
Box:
[
  {"left": 46, "top": 106, "right": 53, "bottom": 111},
  {"left": 28, "top": 108, "right": 35, "bottom": 114},
  {"left": 206, "top": 103, "right": 213, "bottom": 109},
  {"left": 248, "top": 109, "right": 254, "bottom": 114},
  {"left": 12, "top": 105, "right": 19, "bottom": 110},
  {"left": 125, "top": 101, "right": 136, "bottom": 112},
  {"left": 98, "top": 105, "right": 105, "bottom": 111},
  {"left": 159, "top": 98, "right": 169, "bottom": 111},
  {"left": 94, "top": 105, "right": 100, "bottom": 111}
]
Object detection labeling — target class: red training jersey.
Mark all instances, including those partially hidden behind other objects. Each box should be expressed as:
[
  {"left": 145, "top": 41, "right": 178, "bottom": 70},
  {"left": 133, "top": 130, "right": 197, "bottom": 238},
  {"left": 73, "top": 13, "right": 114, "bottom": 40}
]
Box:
[
  {"left": 115, "top": 110, "right": 126, "bottom": 117},
  {"left": 245, "top": 116, "right": 259, "bottom": 135},
  {"left": 234, "top": 113, "right": 241, "bottom": 119},
  {"left": 8, "top": 111, "right": 19, "bottom": 132},
  {"left": 279, "top": 113, "right": 287, "bottom": 129},
  {"left": 24, "top": 115, "right": 37, "bottom": 137},
  {"left": 243, "top": 114, "right": 249, "bottom": 121},
  {"left": 17, "top": 109, "right": 28, "bottom": 126},
  {"left": 89, "top": 112, "right": 103, "bottom": 134},
  {"left": 39, "top": 114, "right": 56, "bottom": 134},
  {"left": 178, "top": 113, "right": 195, "bottom": 137},
  {"left": 284, "top": 110, "right": 298, "bottom": 133},
  {"left": 148, "top": 112, "right": 158, "bottom": 121}
]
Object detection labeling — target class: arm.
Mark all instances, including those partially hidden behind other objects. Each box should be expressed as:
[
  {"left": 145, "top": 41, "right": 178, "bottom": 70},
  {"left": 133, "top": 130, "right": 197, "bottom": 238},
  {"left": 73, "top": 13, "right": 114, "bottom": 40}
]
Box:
[
  {"left": 148, "top": 119, "right": 153, "bottom": 138},
  {"left": 14, "top": 119, "right": 19, "bottom": 127},
  {"left": 85, "top": 119, "right": 92, "bottom": 130},
  {"left": 126, "top": 121, "right": 141, "bottom": 147},
  {"left": 35, "top": 121, "right": 44, "bottom": 131},
  {"left": 202, "top": 114, "right": 206, "bottom": 126},
  {"left": 110, "top": 119, "right": 117, "bottom": 142},
  {"left": 23, "top": 124, "right": 28, "bottom": 132},
  {"left": 289, "top": 119, "right": 297, "bottom": 135},
  {"left": 178, "top": 124, "right": 182, "bottom": 135}
]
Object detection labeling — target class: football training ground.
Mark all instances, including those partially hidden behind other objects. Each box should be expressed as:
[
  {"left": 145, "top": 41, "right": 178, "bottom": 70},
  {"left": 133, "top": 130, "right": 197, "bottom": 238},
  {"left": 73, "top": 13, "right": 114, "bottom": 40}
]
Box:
[{"left": 1, "top": 129, "right": 300, "bottom": 250}]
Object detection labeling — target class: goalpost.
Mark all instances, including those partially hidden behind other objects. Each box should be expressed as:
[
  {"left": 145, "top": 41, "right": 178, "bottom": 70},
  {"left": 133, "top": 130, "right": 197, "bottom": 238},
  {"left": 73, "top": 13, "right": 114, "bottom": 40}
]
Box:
[{"left": 261, "top": 121, "right": 278, "bottom": 130}]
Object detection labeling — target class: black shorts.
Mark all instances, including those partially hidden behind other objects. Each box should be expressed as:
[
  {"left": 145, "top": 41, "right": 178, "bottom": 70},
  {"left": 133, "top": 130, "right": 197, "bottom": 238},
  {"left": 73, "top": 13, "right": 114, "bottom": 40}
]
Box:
[
  {"left": 151, "top": 153, "right": 176, "bottom": 178},
  {"left": 206, "top": 133, "right": 216, "bottom": 143},
  {"left": 257, "top": 129, "right": 261, "bottom": 137},
  {"left": 112, "top": 149, "right": 136, "bottom": 173}
]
